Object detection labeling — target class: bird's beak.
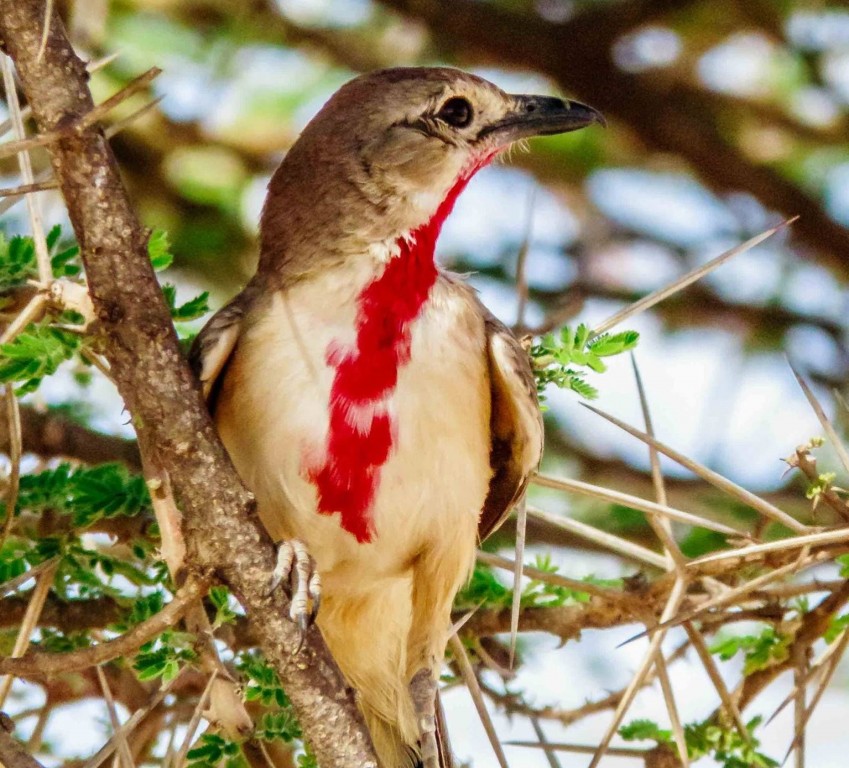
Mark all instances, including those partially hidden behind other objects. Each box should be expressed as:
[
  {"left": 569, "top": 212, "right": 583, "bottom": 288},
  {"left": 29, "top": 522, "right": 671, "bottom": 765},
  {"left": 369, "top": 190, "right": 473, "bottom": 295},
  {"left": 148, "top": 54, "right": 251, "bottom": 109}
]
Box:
[{"left": 479, "top": 94, "right": 605, "bottom": 145}]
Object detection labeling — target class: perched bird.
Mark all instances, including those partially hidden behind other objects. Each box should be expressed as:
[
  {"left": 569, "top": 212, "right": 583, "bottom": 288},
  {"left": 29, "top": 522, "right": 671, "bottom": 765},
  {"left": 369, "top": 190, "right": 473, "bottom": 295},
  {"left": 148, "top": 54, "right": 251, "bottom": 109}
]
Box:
[{"left": 191, "top": 67, "right": 602, "bottom": 767}]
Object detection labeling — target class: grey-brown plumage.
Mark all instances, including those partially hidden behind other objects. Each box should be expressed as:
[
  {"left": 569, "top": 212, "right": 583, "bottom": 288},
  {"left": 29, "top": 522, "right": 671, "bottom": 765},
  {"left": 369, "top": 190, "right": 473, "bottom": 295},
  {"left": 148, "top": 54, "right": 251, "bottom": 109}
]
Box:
[{"left": 191, "top": 67, "right": 601, "bottom": 768}]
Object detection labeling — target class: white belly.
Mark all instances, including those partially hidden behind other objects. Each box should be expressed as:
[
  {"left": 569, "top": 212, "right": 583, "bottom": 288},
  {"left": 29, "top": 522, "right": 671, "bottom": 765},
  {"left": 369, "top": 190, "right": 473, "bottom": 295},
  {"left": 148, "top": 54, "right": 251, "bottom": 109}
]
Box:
[{"left": 215, "top": 266, "right": 491, "bottom": 586}]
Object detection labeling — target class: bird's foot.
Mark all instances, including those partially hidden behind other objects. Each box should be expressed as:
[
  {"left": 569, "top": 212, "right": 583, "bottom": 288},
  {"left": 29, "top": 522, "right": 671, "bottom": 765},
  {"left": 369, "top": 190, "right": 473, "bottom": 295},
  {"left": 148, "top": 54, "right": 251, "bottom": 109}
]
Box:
[
  {"left": 267, "top": 539, "right": 321, "bottom": 650},
  {"left": 410, "top": 668, "right": 439, "bottom": 768}
]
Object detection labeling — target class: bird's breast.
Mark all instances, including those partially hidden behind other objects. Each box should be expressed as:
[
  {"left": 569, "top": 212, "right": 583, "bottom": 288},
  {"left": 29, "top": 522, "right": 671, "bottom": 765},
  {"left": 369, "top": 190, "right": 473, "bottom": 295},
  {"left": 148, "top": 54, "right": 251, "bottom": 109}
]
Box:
[{"left": 215, "top": 264, "right": 491, "bottom": 575}]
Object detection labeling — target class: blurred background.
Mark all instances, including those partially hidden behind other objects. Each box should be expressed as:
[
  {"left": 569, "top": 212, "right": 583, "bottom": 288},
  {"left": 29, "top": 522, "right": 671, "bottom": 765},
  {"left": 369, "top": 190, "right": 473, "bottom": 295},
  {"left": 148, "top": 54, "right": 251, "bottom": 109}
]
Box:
[{"left": 5, "top": 0, "right": 849, "bottom": 766}]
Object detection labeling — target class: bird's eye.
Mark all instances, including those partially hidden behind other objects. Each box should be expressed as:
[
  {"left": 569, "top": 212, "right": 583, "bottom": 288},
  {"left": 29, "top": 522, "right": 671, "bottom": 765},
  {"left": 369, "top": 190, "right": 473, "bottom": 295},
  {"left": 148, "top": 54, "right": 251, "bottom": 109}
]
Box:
[{"left": 436, "top": 97, "right": 473, "bottom": 128}]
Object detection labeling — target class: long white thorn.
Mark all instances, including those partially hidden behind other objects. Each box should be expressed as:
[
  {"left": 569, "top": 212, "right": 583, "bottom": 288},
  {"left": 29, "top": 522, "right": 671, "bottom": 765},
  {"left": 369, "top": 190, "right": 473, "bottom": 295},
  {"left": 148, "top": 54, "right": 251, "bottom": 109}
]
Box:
[
  {"left": 787, "top": 359, "right": 849, "bottom": 478},
  {"left": 587, "top": 577, "right": 688, "bottom": 768},
  {"left": 448, "top": 634, "right": 511, "bottom": 768},
  {"left": 509, "top": 497, "right": 527, "bottom": 668},
  {"left": 527, "top": 505, "right": 668, "bottom": 569},
  {"left": 592, "top": 218, "right": 797, "bottom": 337},
  {"left": 532, "top": 473, "right": 747, "bottom": 539},
  {"left": 581, "top": 402, "right": 810, "bottom": 534}
]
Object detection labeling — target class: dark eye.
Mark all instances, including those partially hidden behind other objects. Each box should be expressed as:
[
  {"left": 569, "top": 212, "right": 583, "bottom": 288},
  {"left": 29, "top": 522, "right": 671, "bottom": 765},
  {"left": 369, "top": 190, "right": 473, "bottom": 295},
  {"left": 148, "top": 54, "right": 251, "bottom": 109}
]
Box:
[{"left": 436, "top": 97, "right": 473, "bottom": 128}]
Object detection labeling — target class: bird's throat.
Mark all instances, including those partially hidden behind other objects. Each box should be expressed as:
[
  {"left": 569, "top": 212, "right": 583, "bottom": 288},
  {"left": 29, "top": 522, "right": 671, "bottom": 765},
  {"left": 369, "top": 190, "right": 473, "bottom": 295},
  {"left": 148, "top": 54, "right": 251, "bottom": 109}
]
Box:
[{"left": 306, "top": 157, "right": 493, "bottom": 542}]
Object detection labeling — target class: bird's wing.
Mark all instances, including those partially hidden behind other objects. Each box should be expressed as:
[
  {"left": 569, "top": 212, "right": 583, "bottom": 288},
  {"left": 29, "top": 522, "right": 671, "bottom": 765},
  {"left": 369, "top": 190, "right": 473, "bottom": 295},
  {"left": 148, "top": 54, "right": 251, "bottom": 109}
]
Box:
[
  {"left": 189, "top": 287, "right": 255, "bottom": 409},
  {"left": 477, "top": 310, "right": 544, "bottom": 542}
]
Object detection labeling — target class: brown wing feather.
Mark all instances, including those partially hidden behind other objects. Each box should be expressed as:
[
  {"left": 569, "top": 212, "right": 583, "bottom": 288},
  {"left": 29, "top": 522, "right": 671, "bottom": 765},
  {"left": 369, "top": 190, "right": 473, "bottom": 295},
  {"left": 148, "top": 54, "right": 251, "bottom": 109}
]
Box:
[
  {"left": 189, "top": 285, "right": 257, "bottom": 412},
  {"left": 478, "top": 310, "right": 543, "bottom": 542}
]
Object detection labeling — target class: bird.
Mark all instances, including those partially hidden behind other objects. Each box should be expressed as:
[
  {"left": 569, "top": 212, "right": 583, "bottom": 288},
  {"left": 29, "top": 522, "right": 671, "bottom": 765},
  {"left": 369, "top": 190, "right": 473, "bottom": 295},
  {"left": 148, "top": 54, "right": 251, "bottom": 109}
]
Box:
[{"left": 190, "top": 67, "right": 603, "bottom": 768}]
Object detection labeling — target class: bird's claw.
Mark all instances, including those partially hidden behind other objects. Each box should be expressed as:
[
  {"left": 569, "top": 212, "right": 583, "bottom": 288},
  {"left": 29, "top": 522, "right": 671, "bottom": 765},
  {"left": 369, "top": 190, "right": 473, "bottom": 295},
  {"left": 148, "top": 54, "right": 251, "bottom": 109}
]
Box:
[{"left": 267, "top": 539, "right": 321, "bottom": 651}]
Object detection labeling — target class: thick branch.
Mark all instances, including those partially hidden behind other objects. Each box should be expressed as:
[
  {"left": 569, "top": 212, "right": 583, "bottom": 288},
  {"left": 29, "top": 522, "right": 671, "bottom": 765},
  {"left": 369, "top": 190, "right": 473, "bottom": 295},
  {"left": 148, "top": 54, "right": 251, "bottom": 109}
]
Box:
[
  {"left": 0, "top": 404, "right": 141, "bottom": 470},
  {"left": 0, "top": 576, "right": 209, "bottom": 677},
  {"left": 0, "top": 593, "right": 123, "bottom": 632},
  {"left": 0, "top": 3, "right": 376, "bottom": 765},
  {"left": 735, "top": 579, "right": 849, "bottom": 712},
  {"left": 0, "top": 714, "right": 47, "bottom": 768}
]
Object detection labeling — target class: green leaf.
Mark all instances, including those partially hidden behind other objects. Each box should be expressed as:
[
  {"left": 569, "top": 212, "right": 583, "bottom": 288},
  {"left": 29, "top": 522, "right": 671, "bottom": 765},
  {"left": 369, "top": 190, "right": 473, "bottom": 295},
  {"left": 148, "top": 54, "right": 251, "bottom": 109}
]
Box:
[
  {"left": 825, "top": 612, "right": 849, "bottom": 643},
  {"left": 619, "top": 719, "right": 673, "bottom": 743},
  {"left": 684, "top": 716, "right": 778, "bottom": 767},
  {"left": 0, "top": 323, "right": 81, "bottom": 394},
  {"left": 148, "top": 229, "right": 174, "bottom": 271},
  {"left": 209, "top": 585, "right": 237, "bottom": 627},
  {"left": 0, "top": 539, "right": 30, "bottom": 582},
  {"left": 45, "top": 224, "right": 62, "bottom": 251},
  {"left": 162, "top": 283, "right": 210, "bottom": 322},
  {"left": 11, "top": 462, "right": 151, "bottom": 528},
  {"left": 709, "top": 626, "right": 789, "bottom": 674},
  {"left": 237, "top": 652, "right": 291, "bottom": 708},
  {"left": 0, "top": 233, "right": 36, "bottom": 287},
  {"left": 531, "top": 324, "right": 638, "bottom": 401},
  {"left": 589, "top": 330, "right": 641, "bottom": 357},
  {"left": 256, "top": 710, "right": 302, "bottom": 742},
  {"left": 133, "top": 630, "right": 197, "bottom": 681}
]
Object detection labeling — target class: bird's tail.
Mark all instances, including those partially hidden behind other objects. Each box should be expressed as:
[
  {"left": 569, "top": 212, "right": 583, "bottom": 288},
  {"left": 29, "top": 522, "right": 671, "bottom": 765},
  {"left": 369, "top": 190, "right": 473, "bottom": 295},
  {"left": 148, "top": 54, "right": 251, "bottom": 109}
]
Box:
[{"left": 369, "top": 689, "right": 453, "bottom": 768}]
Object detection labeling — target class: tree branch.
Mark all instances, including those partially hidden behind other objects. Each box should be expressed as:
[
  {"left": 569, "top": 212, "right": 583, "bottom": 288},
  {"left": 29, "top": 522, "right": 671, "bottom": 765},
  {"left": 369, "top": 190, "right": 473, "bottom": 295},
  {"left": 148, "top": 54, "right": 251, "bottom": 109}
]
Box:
[
  {"left": 0, "top": 713, "right": 47, "bottom": 768},
  {"left": 0, "top": 575, "right": 209, "bottom": 677},
  {"left": 0, "top": 3, "right": 376, "bottom": 765},
  {"left": 0, "top": 404, "right": 141, "bottom": 470}
]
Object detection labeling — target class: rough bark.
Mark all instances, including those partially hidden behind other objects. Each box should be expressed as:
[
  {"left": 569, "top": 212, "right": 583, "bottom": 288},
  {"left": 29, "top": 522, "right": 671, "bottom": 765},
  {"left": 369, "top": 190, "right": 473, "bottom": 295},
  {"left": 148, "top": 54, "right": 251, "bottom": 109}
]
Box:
[
  {"left": 0, "top": 713, "right": 47, "bottom": 768},
  {"left": 0, "top": 2, "right": 377, "bottom": 765},
  {"left": 0, "top": 404, "right": 142, "bottom": 469}
]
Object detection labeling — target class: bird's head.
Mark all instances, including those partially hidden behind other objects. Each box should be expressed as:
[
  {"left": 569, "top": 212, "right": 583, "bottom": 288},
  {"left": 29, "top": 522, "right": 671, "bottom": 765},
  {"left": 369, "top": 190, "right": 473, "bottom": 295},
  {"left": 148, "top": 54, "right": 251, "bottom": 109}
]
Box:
[{"left": 259, "top": 67, "right": 603, "bottom": 277}]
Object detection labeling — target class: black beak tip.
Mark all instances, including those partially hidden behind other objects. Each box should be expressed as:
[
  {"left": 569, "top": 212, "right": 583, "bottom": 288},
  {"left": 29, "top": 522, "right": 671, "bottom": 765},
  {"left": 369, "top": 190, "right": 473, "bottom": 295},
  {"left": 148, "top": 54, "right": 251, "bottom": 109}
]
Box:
[
  {"left": 569, "top": 100, "right": 606, "bottom": 129},
  {"left": 591, "top": 108, "right": 608, "bottom": 129}
]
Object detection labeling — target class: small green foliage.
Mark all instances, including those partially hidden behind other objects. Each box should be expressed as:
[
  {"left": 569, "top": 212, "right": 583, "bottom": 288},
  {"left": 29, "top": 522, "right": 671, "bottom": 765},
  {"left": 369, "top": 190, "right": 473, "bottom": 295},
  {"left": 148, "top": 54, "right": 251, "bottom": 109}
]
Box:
[
  {"left": 0, "top": 322, "right": 81, "bottom": 394},
  {"left": 161, "top": 283, "right": 210, "bottom": 322},
  {"left": 256, "top": 710, "right": 302, "bottom": 743},
  {"left": 36, "top": 627, "right": 93, "bottom": 653},
  {"left": 454, "top": 556, "right": 612, "bottom": 611},
  {"left": 0, "top": 539, "right": 30, "bottom": 582},
  {"left": 710, "top": 626, "right": 789, "bottom": 674},
  {"left": 55, "top": 539, "right": 164, "bottom": 600},
  {"left": 209, "top": 585, "right": 237, "bottom": 628},
  {"left": 679, "top": 527, "right": 729, "bottom": 558},
  {"left": 187, "top": 733, "right": 248, "bottom": 768},
  {"left": 237, "top": 651, "right": 291, "bottom": 708},
  {"left": 806, "top": 471, "right": 837, "bottom": 506},
  {"left": 825, "top": 612, "right": 849, "bottom": 643},
  {"left": 531, "top": 324, "right": 639, "bottom": 401},
  {"left": 0, "top": 225, "right": 81, "bottom": 289},
  {"left": 0, "top": 232, "right": 38, "bottom": 287},
  {"left": 111, "top": 591, "right": 167, "bottom": 633},
  {"left": 454, "top": 562, "right": 511, "bottom": 608},
  {"left": 182, "top": 654, "right": 308, "bottom": 765},
  {"left": 519, "top": 553, "right": 587, "bottom": 607},
  {"left": 838, "top": 554, "right": 849, "bottom": 578},
  {"left": 622, "top": 716, "right": 778, "bottom": 767},
  {"left": 12, "top": 462, "right": 151, "bottom": 527},
  {"left": 619, "top": 718, "right": 672, "bottom": 744},
  {"left": 149, "top": 228, "right": 211, "bottom": 324},
  {"left": 685, "top": 717, "right": 778, "bottom": 768},
  {"left": 133, "top": 629, "right": 197, "bottom": 681},
  {"left": 297, "top": 748, "right": 318, "bottom": 768},
  {"left": 148, "top": 229, "right": 175, "bottom": 272}
]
